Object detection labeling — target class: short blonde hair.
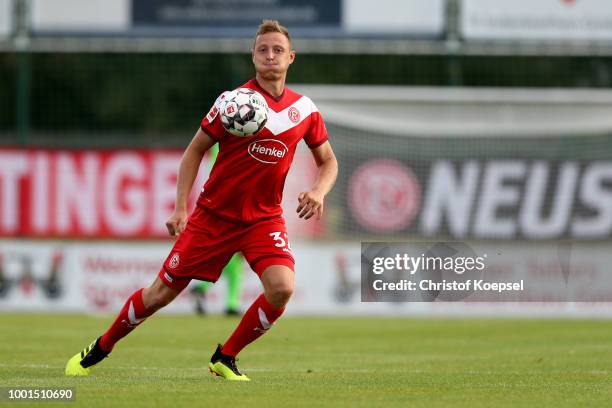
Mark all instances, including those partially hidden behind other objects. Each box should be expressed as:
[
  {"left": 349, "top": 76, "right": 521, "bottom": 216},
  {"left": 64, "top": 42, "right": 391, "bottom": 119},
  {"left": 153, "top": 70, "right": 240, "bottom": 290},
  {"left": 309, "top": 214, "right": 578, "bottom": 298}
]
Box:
[{"left": 255, "top": 20, "right": 292, "bottom": 48}]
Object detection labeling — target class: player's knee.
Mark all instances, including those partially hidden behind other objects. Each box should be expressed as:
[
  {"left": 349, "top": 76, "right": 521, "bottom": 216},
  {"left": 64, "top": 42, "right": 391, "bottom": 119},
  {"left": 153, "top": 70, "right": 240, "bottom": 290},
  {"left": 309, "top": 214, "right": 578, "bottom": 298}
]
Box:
[
  {"left": 266, "top": 282, "right": 294, "bottom": 307},
  {"left": 276, "top": 284, "right": 294, "bottom": 302}
]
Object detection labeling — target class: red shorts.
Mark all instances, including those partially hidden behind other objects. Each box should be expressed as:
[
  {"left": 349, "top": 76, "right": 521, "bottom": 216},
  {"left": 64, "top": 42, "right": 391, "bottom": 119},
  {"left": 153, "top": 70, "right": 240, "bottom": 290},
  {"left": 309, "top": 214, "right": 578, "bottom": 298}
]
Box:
[{"left": 158, "top": 206, "right": 295, "bottom": 291}]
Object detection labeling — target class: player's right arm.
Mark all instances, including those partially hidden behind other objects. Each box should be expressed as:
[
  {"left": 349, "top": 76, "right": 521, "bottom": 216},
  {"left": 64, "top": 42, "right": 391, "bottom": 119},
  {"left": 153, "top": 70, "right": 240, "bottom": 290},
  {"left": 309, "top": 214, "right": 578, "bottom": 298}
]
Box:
[{"left": 166, "top": 128, "right": 216, "bottom": 236}]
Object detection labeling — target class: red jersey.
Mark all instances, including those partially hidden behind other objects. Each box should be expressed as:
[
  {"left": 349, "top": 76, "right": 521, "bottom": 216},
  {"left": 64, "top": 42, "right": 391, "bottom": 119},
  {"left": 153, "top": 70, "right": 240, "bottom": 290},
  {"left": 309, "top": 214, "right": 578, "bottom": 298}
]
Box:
[{"left": 198, "top": 79, "right": 328, "bottom": 223}]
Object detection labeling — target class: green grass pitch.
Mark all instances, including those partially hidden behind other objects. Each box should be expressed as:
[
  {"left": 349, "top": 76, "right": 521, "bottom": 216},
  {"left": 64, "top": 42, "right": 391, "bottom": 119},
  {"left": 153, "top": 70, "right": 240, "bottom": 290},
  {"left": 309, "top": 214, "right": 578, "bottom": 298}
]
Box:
[{"left": 1, "top": 314, "right": 611, "bottom": 407}]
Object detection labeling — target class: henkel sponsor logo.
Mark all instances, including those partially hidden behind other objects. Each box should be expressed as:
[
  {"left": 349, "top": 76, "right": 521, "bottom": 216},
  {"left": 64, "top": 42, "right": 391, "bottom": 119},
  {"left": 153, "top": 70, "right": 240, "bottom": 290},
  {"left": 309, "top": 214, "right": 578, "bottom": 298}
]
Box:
[
  {"left": 248, "top": 139, "right": 288, "bottom": 164},
  {"left": 348, "top": 159, "right": 421, "bottom": 233},
  {"left": 420, "top": 160, "right": 612, "bottom": 239}
]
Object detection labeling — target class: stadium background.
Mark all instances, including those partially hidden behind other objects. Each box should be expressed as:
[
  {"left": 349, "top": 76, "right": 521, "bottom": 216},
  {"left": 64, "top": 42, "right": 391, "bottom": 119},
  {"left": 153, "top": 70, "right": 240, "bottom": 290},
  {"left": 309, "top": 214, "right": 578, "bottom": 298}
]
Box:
[
  {"left": 2, "top": 1, "right": 612, "bottom": 406},
  {"left": 1, "top": 0, "right": 612, "bottom": 316}
]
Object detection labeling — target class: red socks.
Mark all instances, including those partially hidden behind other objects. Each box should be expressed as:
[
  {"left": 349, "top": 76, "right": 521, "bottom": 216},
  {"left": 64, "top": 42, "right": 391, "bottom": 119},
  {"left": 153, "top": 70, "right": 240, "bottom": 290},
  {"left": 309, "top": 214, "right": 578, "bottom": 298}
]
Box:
[
  {"left": 99, "top": 288, "right": 153, "bottom": 353},
  {"left": 97, "top": 290, "right": 283, "bottom": 357},
  {"left": 221, "top": 294, "right": 285, "bottom": 357}
]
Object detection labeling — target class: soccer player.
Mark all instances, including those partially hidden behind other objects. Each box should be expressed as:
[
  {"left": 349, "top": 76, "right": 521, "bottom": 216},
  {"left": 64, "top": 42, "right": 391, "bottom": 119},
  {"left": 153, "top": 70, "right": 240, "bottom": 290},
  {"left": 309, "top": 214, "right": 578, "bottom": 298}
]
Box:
[
  {"left": 190, "top": 145, "right": 245, "bottom": 316},
  {"left": 65, "top": 19, "right": 338, "bottom": 381}
]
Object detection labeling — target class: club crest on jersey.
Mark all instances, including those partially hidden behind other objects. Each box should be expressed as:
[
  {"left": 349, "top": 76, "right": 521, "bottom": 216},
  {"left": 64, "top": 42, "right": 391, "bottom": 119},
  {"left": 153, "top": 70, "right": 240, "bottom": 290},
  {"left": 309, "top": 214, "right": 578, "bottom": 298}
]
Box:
[
  {"left": 288, "top": 107, "right": 300, "bottom": 123},
  {"left": 169, "top": 253, "right": 180, "bottom": 269},
  {"left": 248, "top": 139, "right": 288, "bottom": 164}
]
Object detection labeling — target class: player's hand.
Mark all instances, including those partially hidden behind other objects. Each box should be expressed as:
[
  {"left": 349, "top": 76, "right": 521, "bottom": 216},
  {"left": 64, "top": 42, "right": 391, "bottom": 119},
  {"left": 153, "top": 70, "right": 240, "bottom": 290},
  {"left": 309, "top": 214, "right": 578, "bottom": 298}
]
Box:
[
  {"left": 166, "top": 210, "right": 188, "bottom": 236},
  {"left": 297, "top": 191, "right": 324, "bottom": 220}
]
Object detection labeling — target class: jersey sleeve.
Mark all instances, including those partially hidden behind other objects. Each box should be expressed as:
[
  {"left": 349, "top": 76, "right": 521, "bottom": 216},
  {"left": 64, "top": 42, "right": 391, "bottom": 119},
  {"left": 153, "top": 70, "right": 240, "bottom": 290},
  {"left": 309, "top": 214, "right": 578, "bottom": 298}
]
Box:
[
  {"left": 200, "top": 92, "right": 229, "bottom": 142},
  {"left": 303, "top": 100, "right": 329, "bottom": 149}
]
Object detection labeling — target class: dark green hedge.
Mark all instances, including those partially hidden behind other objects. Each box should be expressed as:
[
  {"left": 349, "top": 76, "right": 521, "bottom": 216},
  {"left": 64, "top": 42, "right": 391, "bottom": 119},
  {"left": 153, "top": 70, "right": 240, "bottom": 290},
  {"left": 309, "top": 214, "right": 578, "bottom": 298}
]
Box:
[{"left": 1, "top": 53, "right": 611, "bottom": 140}]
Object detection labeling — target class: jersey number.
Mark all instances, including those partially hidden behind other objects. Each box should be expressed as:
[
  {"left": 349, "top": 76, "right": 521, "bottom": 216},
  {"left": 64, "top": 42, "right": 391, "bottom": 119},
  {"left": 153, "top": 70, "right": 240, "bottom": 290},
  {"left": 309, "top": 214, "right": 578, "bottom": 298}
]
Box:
[{"left": 269, "top": 232, "right": 292, "bottom": 251}]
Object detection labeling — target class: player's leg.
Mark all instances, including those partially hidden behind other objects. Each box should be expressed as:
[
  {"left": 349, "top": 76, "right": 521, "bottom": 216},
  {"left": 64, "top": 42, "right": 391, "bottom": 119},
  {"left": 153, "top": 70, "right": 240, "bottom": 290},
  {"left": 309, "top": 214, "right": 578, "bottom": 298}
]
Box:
[
  {"left": 66, "top": 206, "right": 234, "bottom": 376},
  {"left": 208, "top": 217, "right": 294, "bottom": 381},
  {"left": 209, "top": 262, "right": 294, "bottom": 381},
  {"left": 224, "top": 253, "right": 244, "bottom": 315},
  {"left": 99, "top": 277, "right": 184, "bottom": 351},
  {"left": 221, "top": 264, "right": 293, "bottom": 354},
  {"left": 65, "top": 276, "right": 185, "bottom": 376}
]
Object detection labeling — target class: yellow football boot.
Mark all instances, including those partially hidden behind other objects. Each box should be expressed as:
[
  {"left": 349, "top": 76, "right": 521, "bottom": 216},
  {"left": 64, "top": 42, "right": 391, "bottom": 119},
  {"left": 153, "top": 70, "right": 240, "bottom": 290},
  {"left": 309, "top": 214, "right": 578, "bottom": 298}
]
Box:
[{"left": 209, "top": 344, "right": 250, "bottom": 381}]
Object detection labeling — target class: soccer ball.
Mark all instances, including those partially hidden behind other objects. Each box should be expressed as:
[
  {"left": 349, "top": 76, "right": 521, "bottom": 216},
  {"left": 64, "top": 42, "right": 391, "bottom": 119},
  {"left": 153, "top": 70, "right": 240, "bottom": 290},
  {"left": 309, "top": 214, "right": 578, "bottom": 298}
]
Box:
[{"left": 220, "top": 88, "right": 268, "bottom": 137}]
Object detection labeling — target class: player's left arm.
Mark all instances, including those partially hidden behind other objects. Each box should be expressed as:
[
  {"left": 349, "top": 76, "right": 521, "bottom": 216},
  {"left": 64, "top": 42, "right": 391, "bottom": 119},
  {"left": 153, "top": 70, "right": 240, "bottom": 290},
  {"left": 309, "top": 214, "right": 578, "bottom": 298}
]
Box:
[{"left": 297, "top": 141, "right": 338, "bottom": 220}]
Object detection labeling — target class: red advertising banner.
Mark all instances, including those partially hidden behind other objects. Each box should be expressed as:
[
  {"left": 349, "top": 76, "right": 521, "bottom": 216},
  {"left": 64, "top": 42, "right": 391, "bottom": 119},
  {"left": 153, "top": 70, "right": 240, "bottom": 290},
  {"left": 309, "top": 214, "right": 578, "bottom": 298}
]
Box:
[
  {"left": 0, "top": 147, "right": 321, "bottom": 239},
  {"left": 0, "top": 149, "right": 206, "bottom": 238}
]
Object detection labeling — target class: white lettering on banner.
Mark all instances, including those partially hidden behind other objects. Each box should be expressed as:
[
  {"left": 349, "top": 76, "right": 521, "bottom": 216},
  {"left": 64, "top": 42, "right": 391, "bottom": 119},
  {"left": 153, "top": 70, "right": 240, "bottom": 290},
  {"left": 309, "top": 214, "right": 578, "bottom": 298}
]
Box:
[
  {"left": 83, "top": 256, "right": 161, "bottom": 275},
  {"left": 103, "top": 153, "right": 147, "bottom": 236},
  {"left": 32, "top": 153, "right": 50, "bottom": 233},
  {"left": 421, "top": 160, "right": 612, "bottom": 239},
  {"left": 421, "top": 161, "right": 479, "bottom": 237},
  {"left": 2, "top": 149, "right": 611, "bottom": 239},
  {"left": 474, "top": 161, "right": 526, "bottom": 238},
  {"left": 152, "top": 153, "right": 180, "bottom": 235},
  {"left": 5, "top": 240, "right": 612, "bottom": 314},
  {"left": 520, "top": 162, "right": 578, "bottom": 238},
  {"left": 0, "top": 149, "right": 204, "bottom": 238},
  {"left": 0, "top": 153, "right": 28, "bottom": 233},
  {"left": 56, "top": 153, "right": 99, "bottom": 234},
  {"left": 572, "top": 162, "right": 612, "bottom": 237}
]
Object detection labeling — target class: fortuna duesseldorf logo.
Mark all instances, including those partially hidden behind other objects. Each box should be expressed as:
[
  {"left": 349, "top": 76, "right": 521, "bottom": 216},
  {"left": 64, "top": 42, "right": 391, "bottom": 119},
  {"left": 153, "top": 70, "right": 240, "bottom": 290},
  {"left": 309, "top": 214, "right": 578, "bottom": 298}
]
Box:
[
  {"left": 248, "top": 139, "right": 288, "bottom": 164},
  {"left": 169, "top": 253, "right": 180, "bottom": 269},
  {"left": 288, "top": 107, "right": 300, "bottom": 123}
]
